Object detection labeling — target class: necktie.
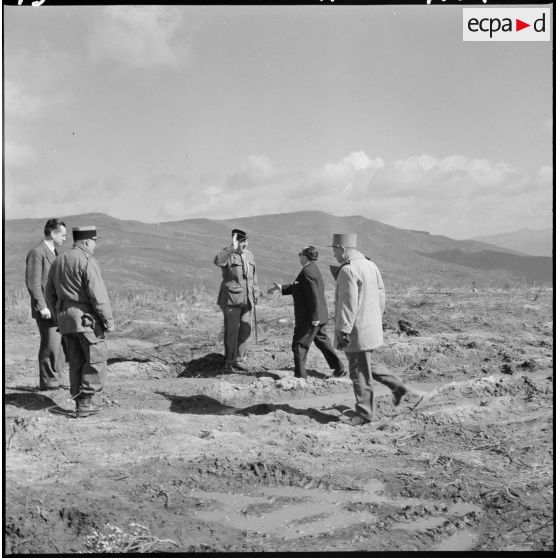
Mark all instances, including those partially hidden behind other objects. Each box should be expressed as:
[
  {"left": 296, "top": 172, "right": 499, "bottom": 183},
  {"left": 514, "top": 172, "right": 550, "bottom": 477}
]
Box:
[{"left": 54, "top": 248, "right": 59, "bottom": 256}]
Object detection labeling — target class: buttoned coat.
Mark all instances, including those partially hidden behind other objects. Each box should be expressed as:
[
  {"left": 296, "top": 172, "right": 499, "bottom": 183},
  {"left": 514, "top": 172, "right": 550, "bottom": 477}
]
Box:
[
  {"left": 334, "top": 251, "right": 386, "bottom": 352},
  {"left": 281, "top": 262, "right": 329, "bottom": 326},
  {"left": 214, "top": 247, "right": 260, "bottom": 307},
  {"left": 45, "top": 244, "right": 114, "bottom": 336},
  {"left": 26, "top": 241, "right": 57, "bottom": 319}
]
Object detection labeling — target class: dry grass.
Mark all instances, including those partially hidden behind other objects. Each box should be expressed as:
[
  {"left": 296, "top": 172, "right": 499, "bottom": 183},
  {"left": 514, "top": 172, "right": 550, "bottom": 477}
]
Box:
[{"left": 83, "top": 522, "right": 177, "bottom": 553}]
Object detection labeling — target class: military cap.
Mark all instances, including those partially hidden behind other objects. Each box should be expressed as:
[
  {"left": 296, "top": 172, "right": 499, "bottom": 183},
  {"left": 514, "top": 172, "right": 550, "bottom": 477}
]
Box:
[
  {"left": 329, "top": 233, "right": 357, "bottom": 248},
  {"left": 73, "top": 226, "right": 98, "bottom": 241},
  {"left": 232, "top": 228, "right": 248, "bottom": 241}
]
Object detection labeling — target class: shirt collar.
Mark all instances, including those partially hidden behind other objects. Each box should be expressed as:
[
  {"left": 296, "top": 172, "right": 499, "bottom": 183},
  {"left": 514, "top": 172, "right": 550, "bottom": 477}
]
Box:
[{"left": 43, "top": 239, "right": 56, "bottom": 253}]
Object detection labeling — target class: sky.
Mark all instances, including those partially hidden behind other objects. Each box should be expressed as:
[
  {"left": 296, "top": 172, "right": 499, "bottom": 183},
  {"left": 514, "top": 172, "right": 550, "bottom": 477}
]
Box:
[{"left": 3, "top": 3, "right": 554, "bottom": 239}]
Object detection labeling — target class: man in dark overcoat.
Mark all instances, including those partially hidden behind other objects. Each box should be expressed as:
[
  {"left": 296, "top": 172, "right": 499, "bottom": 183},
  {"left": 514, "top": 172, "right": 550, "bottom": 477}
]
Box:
[
  {"left": 25, "top": 218, "right": 67, "bottom": 390},
  {"left": 268, "top": 246, "right": 345, "bottom": 379}
]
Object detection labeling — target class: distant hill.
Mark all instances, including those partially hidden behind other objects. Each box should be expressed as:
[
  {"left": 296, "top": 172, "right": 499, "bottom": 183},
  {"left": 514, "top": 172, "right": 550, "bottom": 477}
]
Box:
[
  {"left": 472, "top": 228, "right": 553, "bottom": 257},
  {"left": 418, "top": 249, "right": 553, "bottom": 285},
  {"left": 4, "top": 211, "right": 553, "bottom": 297}
]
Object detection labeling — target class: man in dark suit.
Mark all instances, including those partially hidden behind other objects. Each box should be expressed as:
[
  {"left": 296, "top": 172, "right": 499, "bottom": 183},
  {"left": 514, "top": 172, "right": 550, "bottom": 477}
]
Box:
[
  {"left": 25, "top": 218, "right": 67, "bottom": 390},
  {"left": 268, "top": 246, "right": 346, "bottom": 379}
]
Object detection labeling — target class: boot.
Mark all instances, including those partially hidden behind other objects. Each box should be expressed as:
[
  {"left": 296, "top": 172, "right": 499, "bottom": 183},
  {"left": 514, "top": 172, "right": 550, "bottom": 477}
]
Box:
[
  {"left": 392, "top": 386, "right": 407, "bottom": 406},
  {"left": 76, "top": 394, "right": 104, "bottom": 418}
]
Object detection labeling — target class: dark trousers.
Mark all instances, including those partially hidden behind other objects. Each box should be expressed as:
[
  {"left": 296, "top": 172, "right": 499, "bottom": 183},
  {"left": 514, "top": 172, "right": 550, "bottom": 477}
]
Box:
[
  {"left": 221, "top": 304, "right": 252, "bottom": 364},
  {"left": 346, "top": 350, "right": 404, "bottom": 421},
  {"left": 35, "top": 318, "right": 65, "bottom": 389},
  {"left": 63, "top": 333, "right": 108, "bottom": 399},
  {"left": 292, "top": 323, "right": 344, "bottom": 378}
]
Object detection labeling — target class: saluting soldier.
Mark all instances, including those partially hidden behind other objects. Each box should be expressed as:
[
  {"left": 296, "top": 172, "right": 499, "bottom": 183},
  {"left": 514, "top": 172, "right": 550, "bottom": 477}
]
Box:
[
  {"left": 46, "top": 225, "right": 114, "bottom": 418},
  {"left": 214, "top": 228, "right": 262, "bottom": 372}
]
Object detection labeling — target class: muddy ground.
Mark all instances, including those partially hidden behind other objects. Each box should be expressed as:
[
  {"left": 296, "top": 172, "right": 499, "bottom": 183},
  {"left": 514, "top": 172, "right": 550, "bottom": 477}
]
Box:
[{"left": 3, "top": 287, "right": 554, "bottom": 552}]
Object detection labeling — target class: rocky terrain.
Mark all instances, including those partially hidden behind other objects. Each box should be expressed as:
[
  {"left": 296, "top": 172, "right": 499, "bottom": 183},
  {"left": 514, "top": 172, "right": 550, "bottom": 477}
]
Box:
[{"left": 4, "top": 285, "right": 554, "bottom": 552}]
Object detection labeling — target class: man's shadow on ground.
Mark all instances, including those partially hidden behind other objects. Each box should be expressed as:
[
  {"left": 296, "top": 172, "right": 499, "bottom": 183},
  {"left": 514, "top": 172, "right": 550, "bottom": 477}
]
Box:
[
  {"left": 156, "top": 392, "right": 340, "bottom": 424},
  {"left": 5, "top": 388, "right": 75, "bottom": 417},
  {"left": 178, "top": 352, "right": 330, "bottom": 380}
]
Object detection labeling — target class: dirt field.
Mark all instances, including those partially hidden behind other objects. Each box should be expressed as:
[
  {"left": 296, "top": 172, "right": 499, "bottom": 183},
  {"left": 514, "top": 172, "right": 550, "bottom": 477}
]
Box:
[{"left": 4, "top": 286, "right": 554, "bottom": 552}]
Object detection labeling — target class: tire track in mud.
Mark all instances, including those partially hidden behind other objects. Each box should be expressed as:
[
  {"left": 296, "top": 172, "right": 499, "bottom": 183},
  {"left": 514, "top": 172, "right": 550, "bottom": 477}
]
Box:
[{"left": 4, "top": 288, "right": 554, "bottom": 553}]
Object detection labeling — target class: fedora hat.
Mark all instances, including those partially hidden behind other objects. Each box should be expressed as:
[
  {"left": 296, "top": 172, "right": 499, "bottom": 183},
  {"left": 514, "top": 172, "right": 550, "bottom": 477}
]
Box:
[{"left": 329, "top": 233, "right": 357, "bottom": 248}]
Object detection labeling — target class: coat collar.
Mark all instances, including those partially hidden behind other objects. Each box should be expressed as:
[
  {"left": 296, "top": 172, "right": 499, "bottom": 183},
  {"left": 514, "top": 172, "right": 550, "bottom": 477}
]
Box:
[{"left": 41, "top": 240, "right": 56, "bottom": 263}]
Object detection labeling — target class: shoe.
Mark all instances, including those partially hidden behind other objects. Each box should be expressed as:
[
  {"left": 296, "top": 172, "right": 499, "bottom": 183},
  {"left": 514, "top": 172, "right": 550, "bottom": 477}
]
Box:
[
  {"left": 40, "top": 384, "right": 62, "bottom": 391},
  {"left": 392, "top": 386, "right": 407, "bottom": 406},
  {"left": 332, "top": 368, "right": 348, "bottom": 378},
  {"left": 76, "top": 395, "right": 104, "bottom": 418},
  {"left": 232, "top": 362, "right": 249, "bottom": 371},
  {"left": 341, "top": 415, "right": 371, "bottom": 426},
  {"left": 222, "top": 364, "right": 234, "bottom": 373}
]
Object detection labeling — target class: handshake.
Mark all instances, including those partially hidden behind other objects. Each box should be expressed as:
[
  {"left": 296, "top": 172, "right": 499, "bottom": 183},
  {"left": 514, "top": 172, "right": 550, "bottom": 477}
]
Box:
[{"left": 267, "top": 282, "right": 281, "bottom": 295}]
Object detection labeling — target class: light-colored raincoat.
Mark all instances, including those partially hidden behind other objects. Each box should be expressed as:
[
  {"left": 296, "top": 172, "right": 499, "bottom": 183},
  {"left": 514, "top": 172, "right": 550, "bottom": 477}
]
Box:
[{"left": 334, "top": 251, "right": 385, "bottom": 352}]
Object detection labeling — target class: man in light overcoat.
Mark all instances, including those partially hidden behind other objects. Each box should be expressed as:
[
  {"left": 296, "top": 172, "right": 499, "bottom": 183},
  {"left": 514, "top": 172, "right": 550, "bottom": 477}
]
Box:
[
  {"left": 25, "top": 218, "right": 67, "bottom": 390},
  {"left": 331, "top": 233, "right": 410, "bottom": 425}
]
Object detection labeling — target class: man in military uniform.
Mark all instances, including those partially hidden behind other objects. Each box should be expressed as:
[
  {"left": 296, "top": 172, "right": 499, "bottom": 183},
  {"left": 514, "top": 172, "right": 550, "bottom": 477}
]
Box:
[
  {"left": 331, "top": 233, "right": 411, "bottom": 425},
  {"left": 25, "top": 218, "right": 68, "bottom": 390},
  {"left": 214, "top": 229, "right": 262, "bottom": 372},
  {"left": 46, "top": 226, "right": 114, "bottom": 417}
]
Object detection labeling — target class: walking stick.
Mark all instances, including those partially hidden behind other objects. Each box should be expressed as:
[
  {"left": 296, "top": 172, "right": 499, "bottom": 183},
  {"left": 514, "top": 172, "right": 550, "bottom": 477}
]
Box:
[{"left": 253, "top": 301, "right": 258, "bottom": 344}]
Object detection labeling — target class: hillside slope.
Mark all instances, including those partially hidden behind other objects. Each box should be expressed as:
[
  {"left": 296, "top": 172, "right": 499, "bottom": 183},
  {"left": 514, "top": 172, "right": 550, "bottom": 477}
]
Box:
[
  {"left": 4, "top": 212, "right": 552, "bottom": 296},
  {"left": 472, "top": 228, "right": 553, "bottom": 257}
]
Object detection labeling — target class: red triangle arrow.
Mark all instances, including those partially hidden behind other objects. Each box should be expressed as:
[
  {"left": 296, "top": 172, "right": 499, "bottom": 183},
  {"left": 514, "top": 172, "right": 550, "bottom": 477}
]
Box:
[{"left": 516, "top": 19, "right": 530, "bottom": 31}]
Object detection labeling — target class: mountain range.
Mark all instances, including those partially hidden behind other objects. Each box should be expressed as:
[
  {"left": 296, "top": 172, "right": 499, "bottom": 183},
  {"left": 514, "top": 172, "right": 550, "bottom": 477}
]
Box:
[
  {"left": 4, "top": 211, "right": 553, "bottom": 296},
  {"left": 472, "top": 228, "right": 553, "bottom": 257}
]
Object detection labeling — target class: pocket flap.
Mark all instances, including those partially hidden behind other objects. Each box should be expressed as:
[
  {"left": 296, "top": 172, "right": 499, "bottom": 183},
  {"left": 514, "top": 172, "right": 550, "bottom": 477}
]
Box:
[{"left": 226, "top": 281, "right": 243, "bottom": 294}]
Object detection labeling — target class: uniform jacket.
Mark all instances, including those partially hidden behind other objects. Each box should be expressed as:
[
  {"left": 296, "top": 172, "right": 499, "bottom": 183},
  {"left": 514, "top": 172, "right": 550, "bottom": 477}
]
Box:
[
  {"left": 26, "top": 241, "right": 57, "bottom": 319},
  {"left": 45, "top": 244, "right": 114, "bottom": 335},
  {"left": 214, "top": 247, "right": 260, "bottom": 307},
  {"left": 281, "top": 261, "right": 329, "bottom": 326},
  {"left": 334, "top": 251, "right": 385, "bottom": 352}
]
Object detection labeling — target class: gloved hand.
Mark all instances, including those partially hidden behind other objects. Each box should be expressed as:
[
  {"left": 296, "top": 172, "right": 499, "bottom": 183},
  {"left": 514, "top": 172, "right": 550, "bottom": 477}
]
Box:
[
  {"left": 39, "top": 308, "right": 52, "bottom": 320},
  {"left": 337, "top": 332, "right": 351, "bottom": 349},
  {"left": 311, "top": 321, "right": 320, "bottom": 327}
]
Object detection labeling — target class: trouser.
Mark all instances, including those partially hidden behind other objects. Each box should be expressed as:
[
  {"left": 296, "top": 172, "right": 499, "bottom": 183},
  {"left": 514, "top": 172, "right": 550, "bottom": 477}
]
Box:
[
  {"left": 292, "top": 323, "right": 344, "bottom": 378},
  {"left": 221, "top": 304, "right": 252, "bottom": 364},
  {"left": 346, "top": 350, "right": 405, "bottom": 421},
  {"left": 63, "top": 332, "right": 108, "bottom": 399},
  {"left": 35, "top": 318, "right": 65, "bottom": 389}
]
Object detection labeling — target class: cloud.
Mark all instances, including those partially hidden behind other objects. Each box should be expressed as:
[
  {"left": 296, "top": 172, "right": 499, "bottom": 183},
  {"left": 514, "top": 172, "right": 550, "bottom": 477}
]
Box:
[
  {"left": 300, "top": 152, "right": 384, "bottom": 198},
  {"left": 228, "top": 155, "right": 286, "bottom": 189},
  {"left": 88, "top": 6, "right": 188, "bottom": 69},
  {"left": 5, "top": 80, "right": 71, "bottom": 124},
  {"left": 143, "top": 151, "right": 549, "bottom": 238},
  {"left": 4, "top": 140, "right": 35, "bottom": 167},
  {"left": 4, "top": 80, "right": 45, "bottom": 119},
  {"left": 538, "top": 165, "right": 553, "bottom": 184},
  {"left": 5, "top": 148, "right": 551, "bottom": 240}
]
